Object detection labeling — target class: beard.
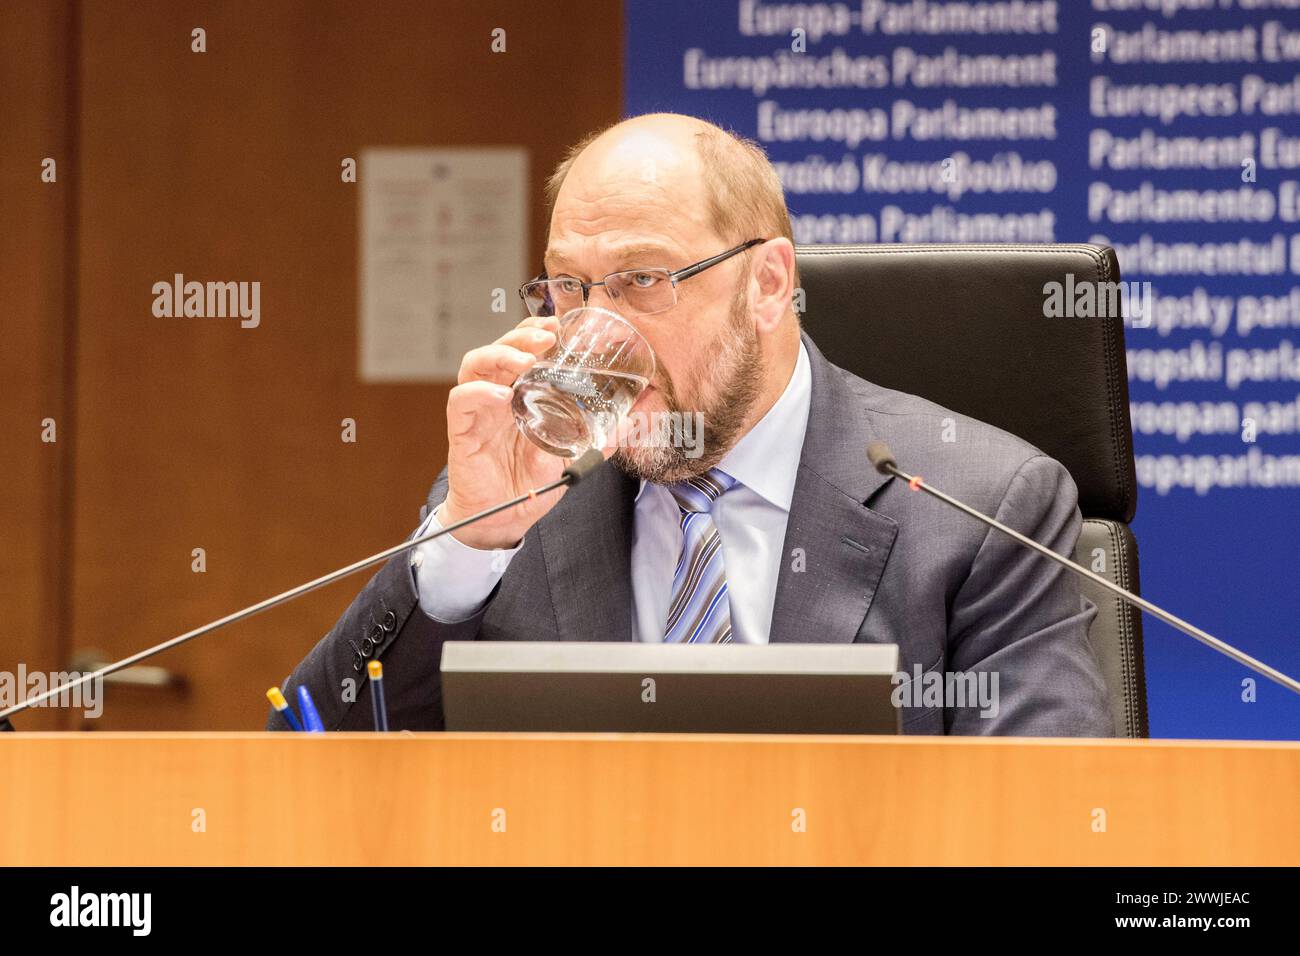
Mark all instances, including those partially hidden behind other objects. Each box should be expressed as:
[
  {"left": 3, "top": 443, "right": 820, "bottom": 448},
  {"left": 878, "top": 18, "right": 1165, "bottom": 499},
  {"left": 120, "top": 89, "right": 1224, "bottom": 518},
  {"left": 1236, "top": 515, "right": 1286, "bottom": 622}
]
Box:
[{"left": 611, "top": 285, "right": 764, "bottom": 484}]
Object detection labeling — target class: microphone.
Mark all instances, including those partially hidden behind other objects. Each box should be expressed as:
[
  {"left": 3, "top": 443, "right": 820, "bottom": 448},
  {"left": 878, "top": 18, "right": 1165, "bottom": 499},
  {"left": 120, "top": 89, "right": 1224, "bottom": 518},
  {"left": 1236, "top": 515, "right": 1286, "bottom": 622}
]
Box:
[
  {"left": 865, "top": 441, "right": 1300, "bottom": 696},
  {"left": 561, "top": 448, "right": 607, "bottom": 484},
  {"left": 0, "top": 449, "right": 607, "bottom": 725}
]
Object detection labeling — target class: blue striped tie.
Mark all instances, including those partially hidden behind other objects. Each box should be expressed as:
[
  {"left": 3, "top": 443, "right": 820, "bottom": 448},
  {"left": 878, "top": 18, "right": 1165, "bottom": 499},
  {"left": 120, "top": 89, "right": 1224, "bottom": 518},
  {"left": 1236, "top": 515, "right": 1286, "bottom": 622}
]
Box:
[{"left": 664, "top": 468, "right": 737, "bottom": 644}]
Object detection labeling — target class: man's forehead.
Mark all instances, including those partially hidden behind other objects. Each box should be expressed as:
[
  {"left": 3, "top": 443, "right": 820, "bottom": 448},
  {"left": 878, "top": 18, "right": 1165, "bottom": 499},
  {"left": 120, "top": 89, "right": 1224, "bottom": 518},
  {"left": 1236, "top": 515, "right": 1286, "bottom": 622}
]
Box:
[
  {"left": 546, "top": 194, "right": 708, "bottom": 271},
  {"left": 563, "top": 134, "right": 698, "bottom": 207},
  {"left": 544, "top": 124, "right": 717, "bottom": 271},
  {"left": 544, "top": 238, "right": 683, "bottom": 271}
]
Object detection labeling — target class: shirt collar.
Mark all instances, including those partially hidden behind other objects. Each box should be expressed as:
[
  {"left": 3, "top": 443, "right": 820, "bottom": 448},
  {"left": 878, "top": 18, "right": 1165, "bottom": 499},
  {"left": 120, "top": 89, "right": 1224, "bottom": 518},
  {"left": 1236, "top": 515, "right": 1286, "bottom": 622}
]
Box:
[{"left": 633, "top": 340, "right": 812, "bottom": 511}]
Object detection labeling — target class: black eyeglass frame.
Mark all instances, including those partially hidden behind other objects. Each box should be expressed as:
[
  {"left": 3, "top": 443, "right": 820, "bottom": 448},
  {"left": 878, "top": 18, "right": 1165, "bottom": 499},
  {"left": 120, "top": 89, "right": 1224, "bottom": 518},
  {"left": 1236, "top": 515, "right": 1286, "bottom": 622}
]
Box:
[{"left": 517, "top": 238, "right": 768, "bottom": 315}]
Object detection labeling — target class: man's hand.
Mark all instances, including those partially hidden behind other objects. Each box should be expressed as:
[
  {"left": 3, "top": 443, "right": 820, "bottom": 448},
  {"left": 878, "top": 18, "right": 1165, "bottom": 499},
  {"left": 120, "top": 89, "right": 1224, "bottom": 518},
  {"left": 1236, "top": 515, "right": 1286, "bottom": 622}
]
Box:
[{"left": 440, "top": 315, "right": 571, "bottom": 550}]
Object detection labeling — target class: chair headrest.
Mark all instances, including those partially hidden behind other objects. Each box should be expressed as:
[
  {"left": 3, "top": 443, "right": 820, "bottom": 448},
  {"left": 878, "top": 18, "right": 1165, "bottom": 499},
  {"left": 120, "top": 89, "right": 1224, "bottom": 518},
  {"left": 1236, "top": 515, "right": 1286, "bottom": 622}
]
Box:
[{"left": 796, "top": 244, "right": 1136, "bottom": 521}]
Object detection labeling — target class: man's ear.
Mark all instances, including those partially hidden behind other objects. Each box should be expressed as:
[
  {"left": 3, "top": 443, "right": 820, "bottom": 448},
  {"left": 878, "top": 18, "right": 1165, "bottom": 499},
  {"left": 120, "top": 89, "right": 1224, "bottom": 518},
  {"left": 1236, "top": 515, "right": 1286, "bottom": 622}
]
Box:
[{"left": 750, "top": 238, "right": 796, "bottom": 334}]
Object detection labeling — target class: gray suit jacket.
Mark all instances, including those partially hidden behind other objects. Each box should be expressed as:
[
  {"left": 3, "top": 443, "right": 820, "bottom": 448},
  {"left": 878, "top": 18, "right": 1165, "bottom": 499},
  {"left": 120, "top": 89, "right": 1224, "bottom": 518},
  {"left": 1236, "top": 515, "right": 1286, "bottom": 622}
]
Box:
[{"left": 272, "top": 332, "right": 1113, "bottom": 736}]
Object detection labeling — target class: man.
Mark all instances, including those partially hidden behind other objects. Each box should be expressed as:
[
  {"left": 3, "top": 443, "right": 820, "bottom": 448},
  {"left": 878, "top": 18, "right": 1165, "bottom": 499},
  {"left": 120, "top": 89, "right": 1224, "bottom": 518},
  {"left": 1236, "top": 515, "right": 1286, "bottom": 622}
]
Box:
[{"left": 273, "top": 113, "right": 1113, "bottom": 735}]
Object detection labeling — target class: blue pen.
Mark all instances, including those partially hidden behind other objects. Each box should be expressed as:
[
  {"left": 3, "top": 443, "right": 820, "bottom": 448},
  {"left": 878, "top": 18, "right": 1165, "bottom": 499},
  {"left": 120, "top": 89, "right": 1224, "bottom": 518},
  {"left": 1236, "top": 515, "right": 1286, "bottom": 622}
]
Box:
[
  {"left": 296, "top": 684, "right": 326, "bottom": 732},
  {"left": 367, "top": 660, "right": 389, "bottom": 732},
  {"left": 266, "top": 687, "right": 303, "bottom": 731}
]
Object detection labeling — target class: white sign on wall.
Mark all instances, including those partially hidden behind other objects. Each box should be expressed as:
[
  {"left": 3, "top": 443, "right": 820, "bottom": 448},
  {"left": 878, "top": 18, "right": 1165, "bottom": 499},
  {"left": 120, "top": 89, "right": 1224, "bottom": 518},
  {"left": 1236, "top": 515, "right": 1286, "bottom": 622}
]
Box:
[{"left": 359, "top": 147, "right": 528, "bottom": 382}]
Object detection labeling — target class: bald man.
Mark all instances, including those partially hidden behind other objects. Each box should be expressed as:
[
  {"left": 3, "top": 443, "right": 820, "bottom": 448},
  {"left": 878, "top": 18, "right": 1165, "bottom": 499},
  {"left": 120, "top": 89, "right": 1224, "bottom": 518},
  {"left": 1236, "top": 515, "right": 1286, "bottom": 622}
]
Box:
[{"left": 273, "top": 113, "right": 1113, "bottom": 736}]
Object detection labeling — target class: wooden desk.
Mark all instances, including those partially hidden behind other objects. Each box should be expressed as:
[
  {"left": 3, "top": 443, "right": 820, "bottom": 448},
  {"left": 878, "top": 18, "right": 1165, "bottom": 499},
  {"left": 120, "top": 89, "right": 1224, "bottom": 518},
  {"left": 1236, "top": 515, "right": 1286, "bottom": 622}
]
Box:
[{"left": 2, "top": 733, "right": 1296, "bottom": 865}]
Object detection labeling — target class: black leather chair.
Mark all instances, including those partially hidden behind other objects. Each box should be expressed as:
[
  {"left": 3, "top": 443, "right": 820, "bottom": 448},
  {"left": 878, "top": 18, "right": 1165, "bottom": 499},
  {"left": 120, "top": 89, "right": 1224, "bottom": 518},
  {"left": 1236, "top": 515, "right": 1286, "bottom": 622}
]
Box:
[{"left": 796, "top": 243, "right": 1149, "bottom": 737}]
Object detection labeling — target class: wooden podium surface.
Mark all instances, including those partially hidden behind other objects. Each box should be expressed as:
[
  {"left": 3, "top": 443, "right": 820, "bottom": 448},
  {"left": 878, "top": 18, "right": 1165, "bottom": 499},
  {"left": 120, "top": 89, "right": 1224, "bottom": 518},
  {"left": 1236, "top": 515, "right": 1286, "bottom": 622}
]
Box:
[{"left": 2, "top": 733, "right": 1297, "bottom": 866}]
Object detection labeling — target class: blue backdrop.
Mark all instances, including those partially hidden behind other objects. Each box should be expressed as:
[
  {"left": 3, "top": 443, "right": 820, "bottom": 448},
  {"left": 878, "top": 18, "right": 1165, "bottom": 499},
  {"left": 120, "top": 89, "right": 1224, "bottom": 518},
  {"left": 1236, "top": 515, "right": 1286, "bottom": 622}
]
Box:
[{"left": 625, "top": 0, "right": 1300, "bottom": 739}]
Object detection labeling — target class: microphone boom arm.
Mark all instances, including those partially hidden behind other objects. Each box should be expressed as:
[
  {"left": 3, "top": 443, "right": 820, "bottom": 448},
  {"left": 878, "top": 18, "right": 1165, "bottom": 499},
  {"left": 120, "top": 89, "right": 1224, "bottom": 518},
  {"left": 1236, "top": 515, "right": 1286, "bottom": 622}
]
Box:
[
  {"left": 0, "top": 451, "right": 604, "bottom": 722},
  {"left": 868, "top": 443, "right": 1300, "bottom": 697}
]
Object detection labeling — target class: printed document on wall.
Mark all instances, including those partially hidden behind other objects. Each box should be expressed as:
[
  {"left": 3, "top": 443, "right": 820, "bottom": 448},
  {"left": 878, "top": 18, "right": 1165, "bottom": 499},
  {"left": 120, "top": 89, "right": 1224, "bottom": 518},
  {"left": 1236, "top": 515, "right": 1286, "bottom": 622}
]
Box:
[{"left": 359, "top": 147, "right": 527, "bottom": 381}]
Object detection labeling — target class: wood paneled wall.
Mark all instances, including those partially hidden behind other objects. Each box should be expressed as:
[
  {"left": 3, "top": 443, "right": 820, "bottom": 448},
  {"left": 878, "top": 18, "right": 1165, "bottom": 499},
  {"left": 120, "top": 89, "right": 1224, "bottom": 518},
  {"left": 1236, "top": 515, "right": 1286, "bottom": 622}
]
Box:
[
  {"left": 1, "top": 0, "right": 622, "bottom": 729},
  {"left": 0, "top": 1, "right": 77, "bottom": 731}
]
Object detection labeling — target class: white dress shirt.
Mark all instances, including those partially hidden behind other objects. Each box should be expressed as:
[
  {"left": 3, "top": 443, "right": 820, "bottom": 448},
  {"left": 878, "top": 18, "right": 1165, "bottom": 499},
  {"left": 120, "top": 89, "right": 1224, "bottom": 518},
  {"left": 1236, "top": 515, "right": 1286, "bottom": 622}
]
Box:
[{"left": 412, "top": 342, "right": 813, "bottom": 642}]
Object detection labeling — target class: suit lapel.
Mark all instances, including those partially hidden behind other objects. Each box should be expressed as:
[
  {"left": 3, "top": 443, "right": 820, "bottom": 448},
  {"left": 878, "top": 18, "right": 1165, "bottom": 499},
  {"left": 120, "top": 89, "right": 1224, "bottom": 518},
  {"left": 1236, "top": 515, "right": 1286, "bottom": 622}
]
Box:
[
  {"left": 531, "top": 333, "right": 897, "bottom": 645},
  {"left": 769, "top": 333, "right": 898, "bottom": 643},
  {"left": 536, "top": 459, "right": 638, "bottom": 641}
]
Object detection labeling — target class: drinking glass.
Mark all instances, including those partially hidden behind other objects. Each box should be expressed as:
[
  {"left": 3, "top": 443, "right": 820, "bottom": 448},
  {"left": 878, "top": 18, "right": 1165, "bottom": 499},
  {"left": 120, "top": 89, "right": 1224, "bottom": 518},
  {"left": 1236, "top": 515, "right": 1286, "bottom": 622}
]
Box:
[{"left": 511, "top": 306, "right": 656, "bottom": 459}]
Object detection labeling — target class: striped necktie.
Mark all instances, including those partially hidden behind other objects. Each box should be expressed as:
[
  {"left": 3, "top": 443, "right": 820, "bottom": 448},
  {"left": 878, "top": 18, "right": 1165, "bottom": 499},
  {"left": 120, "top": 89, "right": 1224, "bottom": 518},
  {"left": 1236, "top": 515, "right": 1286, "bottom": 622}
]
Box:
[{"left": 664, "top": 468, "right": 737, "bottom": 644}]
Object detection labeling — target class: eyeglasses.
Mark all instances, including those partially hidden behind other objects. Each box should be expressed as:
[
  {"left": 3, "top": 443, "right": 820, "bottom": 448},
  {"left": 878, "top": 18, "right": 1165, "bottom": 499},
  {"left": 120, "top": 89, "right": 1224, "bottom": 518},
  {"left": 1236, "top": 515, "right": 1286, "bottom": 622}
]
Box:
[{"left": 518, "top": 238, "right": 767, "bottom": 318}]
